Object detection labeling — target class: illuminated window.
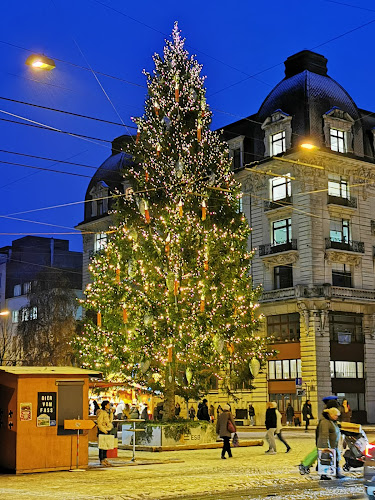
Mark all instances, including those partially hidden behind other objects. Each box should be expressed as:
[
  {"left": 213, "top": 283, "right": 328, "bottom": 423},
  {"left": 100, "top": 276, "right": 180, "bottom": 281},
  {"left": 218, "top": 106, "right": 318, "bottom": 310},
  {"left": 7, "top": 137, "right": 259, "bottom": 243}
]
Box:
[
  {"left": 270, "top": 174, "right": 291, "bottom": 201},
  {"left": 13, "top": 284, "right": 21, "bottom": 297},
  {"left": 328, "top": 175, "right": 349, "bottom": 199},
  {"left": 267, "top": 313, "right": 300, "bottom": 342},
  {"left": 330, "top": 361, "right": 363, "bottom": 378},
  {"left": 268, "top": 359, "right": 301, "bottom": 380},
  {"left": 330, "top": 218, "right": 350, "bottom": 243},
  {"left": 272, "top": 218, "right": 292, "bottom": 245},
  {"left": 330, "top": 128, "right": 345, "bottom": 153},
  {"left": 94, "top": 233, "right": 107, "bottom": 252},
  {"left": 270, "top": 131, "right": 286, "bottom": 155},
  {"left": 12, "top": 310, "right": 19, "bottom": 324}
]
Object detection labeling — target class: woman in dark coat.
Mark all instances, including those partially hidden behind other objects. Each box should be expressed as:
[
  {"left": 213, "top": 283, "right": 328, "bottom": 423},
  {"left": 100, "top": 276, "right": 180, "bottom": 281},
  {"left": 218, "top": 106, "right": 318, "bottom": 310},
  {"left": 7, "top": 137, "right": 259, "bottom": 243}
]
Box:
[
  {"left": 302, "top": 400, "right": 314, "bottom": 431},
  {"left": 216, "top": 403, "right": 236, "bottom": 459}
]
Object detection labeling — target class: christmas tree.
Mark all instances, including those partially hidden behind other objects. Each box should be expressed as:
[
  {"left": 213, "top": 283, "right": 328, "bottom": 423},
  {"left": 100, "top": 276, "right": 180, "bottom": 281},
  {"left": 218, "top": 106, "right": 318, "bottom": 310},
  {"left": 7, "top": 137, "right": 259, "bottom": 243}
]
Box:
[{"left": 75, "top": 23, "right": 274, "bottom": 420}]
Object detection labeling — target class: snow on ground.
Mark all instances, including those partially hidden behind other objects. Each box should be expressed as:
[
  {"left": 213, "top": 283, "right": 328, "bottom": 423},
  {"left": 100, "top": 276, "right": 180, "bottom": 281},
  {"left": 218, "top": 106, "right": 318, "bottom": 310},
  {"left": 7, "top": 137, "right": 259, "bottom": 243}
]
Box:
[{"left": 0, "top": 430, "right": 371, "bottom": 500}]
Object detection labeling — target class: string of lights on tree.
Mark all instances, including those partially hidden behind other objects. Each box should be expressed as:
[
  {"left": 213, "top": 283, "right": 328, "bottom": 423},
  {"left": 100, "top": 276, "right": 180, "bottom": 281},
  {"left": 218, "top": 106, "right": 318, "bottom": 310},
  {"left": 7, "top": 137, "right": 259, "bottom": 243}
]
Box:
[{"left": 74, "top": 23, "right": 275, "bottom": 407}]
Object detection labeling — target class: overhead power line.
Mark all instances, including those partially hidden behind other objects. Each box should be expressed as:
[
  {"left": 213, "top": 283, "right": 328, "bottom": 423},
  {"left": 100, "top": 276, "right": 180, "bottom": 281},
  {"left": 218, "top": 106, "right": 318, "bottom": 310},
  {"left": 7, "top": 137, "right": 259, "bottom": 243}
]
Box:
[{"left": 0, "top": 159, "right": 92, "bottom": 178}]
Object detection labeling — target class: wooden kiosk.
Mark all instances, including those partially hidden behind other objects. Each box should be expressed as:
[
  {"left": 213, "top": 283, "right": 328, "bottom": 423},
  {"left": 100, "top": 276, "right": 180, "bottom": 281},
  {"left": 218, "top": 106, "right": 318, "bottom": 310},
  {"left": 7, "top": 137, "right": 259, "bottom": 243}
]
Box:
[{"left": 0, "top": 366, "right": 100, "bottom": 473}]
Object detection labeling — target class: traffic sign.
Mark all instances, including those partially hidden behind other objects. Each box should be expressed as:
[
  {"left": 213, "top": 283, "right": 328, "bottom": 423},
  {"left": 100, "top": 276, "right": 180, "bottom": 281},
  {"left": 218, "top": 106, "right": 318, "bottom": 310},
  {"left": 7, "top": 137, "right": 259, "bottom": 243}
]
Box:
[
  {"left": 295, "top": 377, "right": 302, "bottom": 388},
  {"left": 296, "top": 389, "right": 306, "bottom": 397}
]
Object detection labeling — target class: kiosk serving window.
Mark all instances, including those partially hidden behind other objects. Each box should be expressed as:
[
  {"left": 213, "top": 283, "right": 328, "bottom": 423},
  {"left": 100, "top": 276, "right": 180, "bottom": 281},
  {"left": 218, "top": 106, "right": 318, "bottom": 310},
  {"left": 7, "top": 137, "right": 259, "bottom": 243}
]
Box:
[{"left": 56, "top": 380, "right": 84, "bottom": 435}]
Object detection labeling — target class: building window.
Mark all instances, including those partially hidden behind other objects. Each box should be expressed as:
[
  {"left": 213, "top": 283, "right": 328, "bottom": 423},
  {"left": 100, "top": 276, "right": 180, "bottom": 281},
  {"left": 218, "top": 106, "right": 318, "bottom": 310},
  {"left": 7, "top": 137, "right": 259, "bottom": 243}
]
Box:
[
  {"left": 21, "top": 306, "right": 37, "bottom": 322},
  {"left": 330, "top": 218, "right": 350, "bottom": 243},
  {"left": 13, "top": 284, "right": 21, "bottom": 297},
  {"left": 274, "top": 265, "right": 293, "bottom": 289},
  {"left": 272, "top": 218, "right": 292, "bottom": 245},
  {"left": 330, "top": 128, "right": 345, "bottom": 153},
  {"left": 330, "top": 361, "right": 364, "bottom": 378},
  {"left": 231, "top": 147, "right": 242, "bottom": 169},
  {"left": 227, "top": 136, "right": 244, "bottom": 170},
  {"left": 270, "top": 131, "right": 286, "bottom": 156},
  {"left": 332, "top": 264, "right": 352, "bottom": 287},
  {"left": 337, "top": 392, "right": 365, "bottom": 412},
  {"left": 12, "top": 310, "right": 19, "bottom": 324},
  {"left": 97, "top": 198, "right": 104, "bottom": 216},
  {"left": 268, "top": 359, "right": 301, "bottom": 380},
  {"left": 94, "top": 233, "right": 107, "bottom": 252},
  {"left": 329, "top": 312, "right": 362, "bottom": 343},
  {"left": 23, "top": 282, "right": 31, "bottom": 294},
  {"left": 328, "top": 175, "right": 349, "bottom": 199},
  {"left": 267, "top": 313, "right": 300, "bottom": 342},
  {"left": 270, "top": 174, "right": 291, "bottom": 202}
]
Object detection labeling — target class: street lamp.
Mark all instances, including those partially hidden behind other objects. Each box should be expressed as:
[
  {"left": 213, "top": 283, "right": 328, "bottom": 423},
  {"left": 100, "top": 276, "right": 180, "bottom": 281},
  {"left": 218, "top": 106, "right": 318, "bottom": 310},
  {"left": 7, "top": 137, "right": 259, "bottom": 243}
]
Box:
[
  {"left": 0, "top": 310, "right": 10, "bottom": 316},
  {"left": 25, "top": 54, "right": 56, "bottom": 71}
]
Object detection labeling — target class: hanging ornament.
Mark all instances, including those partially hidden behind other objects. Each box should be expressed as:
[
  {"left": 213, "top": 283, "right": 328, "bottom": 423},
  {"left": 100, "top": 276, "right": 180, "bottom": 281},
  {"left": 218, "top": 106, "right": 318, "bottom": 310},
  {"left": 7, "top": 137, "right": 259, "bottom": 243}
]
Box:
[
  {"left": 186, "top": 367, "right": 193, "bottom": 384},
  {"left": 201, "top": 200, "right": 207, "bottom": 221},
  {"left": 168, "top": 375, "right": 173, "bottom": 383},
  {"left": 97, "top": 312, "right": 102, "bottom": 327},
  {"left": 144, "top": 200, "right": 150, "bottom": 224},
  {"left": 165, "top": 233, "right": 171, "bottom": 255},
  {"left": 166, "top": 272, "right": 174, "bottom": 292},
  {"left": 122, "top": 306, "right": 128, "bottom": 324},
  {"left": 156, "top": 143, "right": 161, "bottom": 157},
  {"left": 115, "top": 266, "right": 120, "bottom": 284},
  {"left": 173, "top": 279, "right": 179, "bottom": 296},
  {"left": 249, "top": 358, "right": 261, "bottom": 378},
  {"left": 129, "top": 228, "right": 138, "bottom": 241},
  {"left": 178, "top": 199, "right": 183, "bottom": 217},
  {"left": 128, "top": 259, "right": 135, "bottom": 278},
  {"left": 174, "top": 75, "right": 179, "bottom": 103},
  {"left": 197, "top": 118, "right": 202, "bottom": 142},
  {"left": 140, "top": 359, "right": 150, "bottom": 373},
  {"left": 201, "top": 97, "right": 207, "bottom": 117},
  {"left": 213, "top": 335, "right": 224, "bottom": 353},
  {"left": 199, "top": 295, "right": 205, "bottom": 313},
  {"left": 162, "top": 115, "right": 171, "bottom": 130},
  {"left": 204, "top": 259, "right": 209, "bottom": 271},
  {"left": 153, "top": 101, "right": 160, "bottom": 116},
  {"left": 136, "top": 126, "right": 141, "bottom": 144},
  {"left": 175, "top": 159, "right": 184, "bottom": 179},
  {"left": 145, "top": 170, "right": 149, "bottom": 182},
  {"left": 227, "top": 342, "right": 235, "bottom": 354},
  {"left": 168, "top": 345, "right": 173, "bottom": 362},
  {"left": 144, "top": 313, "right": 153, "bottom": 327}
]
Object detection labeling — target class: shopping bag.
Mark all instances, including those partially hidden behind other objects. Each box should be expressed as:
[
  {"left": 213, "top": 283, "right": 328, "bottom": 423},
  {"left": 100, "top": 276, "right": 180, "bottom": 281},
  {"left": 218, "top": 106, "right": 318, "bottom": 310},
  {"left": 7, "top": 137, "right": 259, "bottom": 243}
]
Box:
[
  {"left": 232, "top": 432, "right": 239, "bottom": 447},
  {"left": 98, "top": 433, "right": 115, "bottom": 450},
  {"left": 227, "top": 420, "right": 236, "bottom": 433},
  {"left": 301, "top": 447, "right": 318, "bottom": 467},
  {"left": 318, "top": 448, "right": 336, "bottom": 477}
]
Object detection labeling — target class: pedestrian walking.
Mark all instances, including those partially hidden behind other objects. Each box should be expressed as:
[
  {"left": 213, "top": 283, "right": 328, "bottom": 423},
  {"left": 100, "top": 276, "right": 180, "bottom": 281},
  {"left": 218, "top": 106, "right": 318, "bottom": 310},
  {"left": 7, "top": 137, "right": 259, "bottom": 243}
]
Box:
[
  {"left": 316, "top": 406, "right": 344, "bottom": 480},
  {"left": 339, "top": 398, "right": 352, "bottom": 423},
  {"left": 209, "top": 404, "right": 215, "bottom": 422},
  {"left": 275, "top": 406, "right": 291, "bottom": 453},
  {"left": 265, "top": 402, "right": 277, "bottom": 454},
  {"left": 285, "top": 403, "right": 294, "bottom": 426},
  {"left": 175, "top": 402, "right": 181, "bottom": 417},
  {"left": 216, "top": 403, "right": 236, "bottom": 459},
  {"left": 248, "top": 403, "right": 255, "bottom": 425},
  {"left": 302, "top": 400, "right": 314, "bottom": 432},
  {"left": 97, "top": 400, "right": 114, "bottom": 467}
]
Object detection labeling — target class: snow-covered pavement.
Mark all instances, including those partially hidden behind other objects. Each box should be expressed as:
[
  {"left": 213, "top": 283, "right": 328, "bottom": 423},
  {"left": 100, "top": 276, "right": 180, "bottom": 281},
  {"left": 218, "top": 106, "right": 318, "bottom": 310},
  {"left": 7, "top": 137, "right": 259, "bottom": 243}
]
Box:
[{"left": 0, "top": 429, "right": 372, "bottom": 500}]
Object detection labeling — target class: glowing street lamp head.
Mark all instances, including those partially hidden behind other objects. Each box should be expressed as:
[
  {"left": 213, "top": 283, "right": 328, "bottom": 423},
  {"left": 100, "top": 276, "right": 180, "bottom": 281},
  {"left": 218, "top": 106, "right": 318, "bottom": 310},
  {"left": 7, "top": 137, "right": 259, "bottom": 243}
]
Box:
[
  {"left": 300, "top": 141, "right": 318, "bottom": 150},
  {"left": 25, "top": 54, "right": 56, "bottom": 71},
  {"left": 0, "top": 310, "right": 10, "bottom": 316}
]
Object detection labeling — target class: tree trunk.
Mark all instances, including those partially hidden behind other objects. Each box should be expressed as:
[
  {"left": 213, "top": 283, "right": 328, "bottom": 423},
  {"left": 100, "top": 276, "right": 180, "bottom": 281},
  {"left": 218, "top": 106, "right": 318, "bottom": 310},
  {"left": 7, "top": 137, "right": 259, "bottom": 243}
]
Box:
[{"left": 163, "top": 361, "right": 176, "bottom": 420}]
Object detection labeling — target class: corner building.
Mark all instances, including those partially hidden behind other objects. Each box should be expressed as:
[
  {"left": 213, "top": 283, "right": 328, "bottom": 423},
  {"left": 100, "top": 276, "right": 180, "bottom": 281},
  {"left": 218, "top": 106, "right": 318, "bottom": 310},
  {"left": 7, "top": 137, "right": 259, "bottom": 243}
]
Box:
[{"left": 223, "top": 50, "right": 375, "bottom": 424}]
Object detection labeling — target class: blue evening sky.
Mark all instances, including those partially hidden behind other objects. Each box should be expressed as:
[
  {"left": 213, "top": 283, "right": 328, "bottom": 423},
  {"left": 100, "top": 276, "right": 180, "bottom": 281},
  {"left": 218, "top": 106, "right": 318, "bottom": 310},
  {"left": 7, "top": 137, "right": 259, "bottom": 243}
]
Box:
[{"left": 0, "top": 0, "right": 373, "bottom": 252}]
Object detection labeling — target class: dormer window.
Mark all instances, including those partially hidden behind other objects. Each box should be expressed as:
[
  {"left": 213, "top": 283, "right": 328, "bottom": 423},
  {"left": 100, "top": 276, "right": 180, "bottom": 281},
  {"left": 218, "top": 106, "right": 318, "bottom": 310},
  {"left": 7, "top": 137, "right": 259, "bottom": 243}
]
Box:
[
  {"left": 330, "top": 128, "right": 345, "bottom": 153},
  {"left": 323, "top": 107, "right": 354, "bottom": 154},
  {"left": 227, "top": 136, "right": 244, "bottom": 170},
  {"left": 261, "top": 110, "right": 292, "bottom": 157},
  {"left": 89, "top": 181, "right": 109, "bottom": 218}
]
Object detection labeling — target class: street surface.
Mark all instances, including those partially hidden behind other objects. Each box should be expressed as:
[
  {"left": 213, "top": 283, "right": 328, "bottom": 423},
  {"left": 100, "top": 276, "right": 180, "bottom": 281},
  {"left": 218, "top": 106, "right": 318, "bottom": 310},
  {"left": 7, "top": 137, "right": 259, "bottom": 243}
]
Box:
[{"left": 0, "top": 428, "right": 372, "bottom": 499}]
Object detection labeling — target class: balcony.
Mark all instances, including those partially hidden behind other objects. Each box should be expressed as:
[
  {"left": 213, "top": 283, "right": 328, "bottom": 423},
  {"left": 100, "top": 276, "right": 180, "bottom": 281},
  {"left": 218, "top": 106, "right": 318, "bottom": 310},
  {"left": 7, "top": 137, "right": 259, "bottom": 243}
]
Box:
[
  {"left": 327, "top": 194, "right": 357, "bottom": 208},
  {"left": 259, "top": 239, "right": 297, "bottom": 256},
  {"left": 325, "top": 238, "right": 364, "bottom": 253},
  {"left": 261, "top": 284, "right": 375, "bottom": 303},
  {"left": 264, "top": 196, "right": 292, "bottom": 211}
]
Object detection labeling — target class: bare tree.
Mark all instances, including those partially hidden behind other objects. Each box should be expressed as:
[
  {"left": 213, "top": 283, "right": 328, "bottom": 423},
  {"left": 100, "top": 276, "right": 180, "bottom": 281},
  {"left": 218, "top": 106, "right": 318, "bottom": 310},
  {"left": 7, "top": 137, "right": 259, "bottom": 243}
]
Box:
[
  {"left": 0, "top": 314, "right": 22, "bottom": 365},
  {"left": 18, "top": 268, "right": 79, "bottom": 366}
]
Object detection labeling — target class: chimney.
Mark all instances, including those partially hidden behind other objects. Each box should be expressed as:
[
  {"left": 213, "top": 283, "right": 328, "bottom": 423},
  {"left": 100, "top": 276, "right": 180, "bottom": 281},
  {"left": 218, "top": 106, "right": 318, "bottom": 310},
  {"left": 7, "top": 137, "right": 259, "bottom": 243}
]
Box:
[{"left": 284, "top": 50, "right": 328, "bottom": 78}]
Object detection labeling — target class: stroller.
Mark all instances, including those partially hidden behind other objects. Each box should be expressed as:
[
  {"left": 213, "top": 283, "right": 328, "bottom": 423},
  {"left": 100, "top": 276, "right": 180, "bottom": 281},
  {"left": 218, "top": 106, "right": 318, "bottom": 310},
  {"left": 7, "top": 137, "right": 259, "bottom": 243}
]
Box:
[{"left": 342, "top": 429, "right": 368, "bottom": 471}]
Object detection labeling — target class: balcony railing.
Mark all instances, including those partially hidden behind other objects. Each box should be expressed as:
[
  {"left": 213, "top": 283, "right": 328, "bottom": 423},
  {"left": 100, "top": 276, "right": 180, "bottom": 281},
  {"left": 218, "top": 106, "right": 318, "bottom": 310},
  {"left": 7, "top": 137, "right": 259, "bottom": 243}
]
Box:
[
  {"left": 264, "top": 196, "right": 292, "bottom": 211},
  {"left": 259, "top": 239, "right": 297, "bottom": 256},
  {"left": 327, "top": 194, "right": 357, "bottom": 208},
  {"left": 261, "top": 284, "right": 375, "bottom": 302},
  {"left": 325, "top": 238, "right": 364, "bottom": 253}
]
